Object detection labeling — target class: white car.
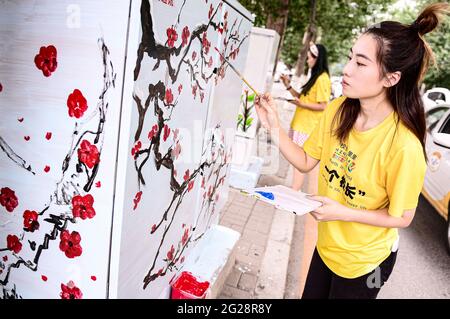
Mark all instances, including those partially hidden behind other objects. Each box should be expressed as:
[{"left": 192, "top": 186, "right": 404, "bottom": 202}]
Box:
[
  {"left": 331, "top": 76, "right": 343, "bottom": 99},
  {"left": 422, "top": 87, "right": 450, "bottom": 112},
  {"left": 422, "top": 104, "right": 450, "bottom": 254}
]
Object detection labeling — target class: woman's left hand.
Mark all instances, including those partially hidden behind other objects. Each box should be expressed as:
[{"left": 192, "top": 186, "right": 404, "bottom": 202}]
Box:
[{"left": 307, "top": 195, "right": 351, "bottom": 222}]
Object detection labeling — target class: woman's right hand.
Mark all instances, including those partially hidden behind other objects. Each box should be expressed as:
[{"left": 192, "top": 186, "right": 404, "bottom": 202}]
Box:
[
  {"left": 255, "top": 93, "right": 281, "bottom": 132},
  {"left": 280, "top": 74, "right": 291, "bottom": 88}
]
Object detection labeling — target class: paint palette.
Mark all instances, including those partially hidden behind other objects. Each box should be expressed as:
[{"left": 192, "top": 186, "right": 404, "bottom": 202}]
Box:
[{"left": 242, "top": 185, "right": 322, "bottom": 215}]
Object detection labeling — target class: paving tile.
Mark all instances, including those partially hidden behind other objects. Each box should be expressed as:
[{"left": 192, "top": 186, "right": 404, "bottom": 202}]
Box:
[
  {"left": 248, "top": 244, "right": 264, "bottom": 259},
  {"left": 218, "top": 285, "right": 253, "bottom": 299},
  {"left": 237, "top": 273, "right": 258, "bottom": 292},
  {"left": 224, "top": 267, "right": 242, "bottom": 287},
  {"left": 241, "top": 229, "right": 268, "bottom": 246}
]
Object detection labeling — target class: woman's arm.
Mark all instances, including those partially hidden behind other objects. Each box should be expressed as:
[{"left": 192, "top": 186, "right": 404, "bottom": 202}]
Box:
[
  {"left": 308, "top": 195, "right": 415, "bottom": 228},
  {"left": 290, "top": 100, "right": 327, "bottom": 111},
  {"left": 346, "top": 207, "right": 415, "bottom": 228},
  {"left": 286, "top": 86, "right": 301, "bottom": 99},
  {"left": 275, "top": 127, "right": 319, "bottom": 173},
  {"left": 280, "top": 74, "right": 301, "bottom": 99},
  {"left": 254, "top": 94, "right": 319, "bottom": 173}
]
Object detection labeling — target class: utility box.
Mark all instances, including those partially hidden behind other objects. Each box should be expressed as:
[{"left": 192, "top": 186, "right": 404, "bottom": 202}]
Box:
[{"left": 0, "top": 0, "right": 253, "bottom": 299}]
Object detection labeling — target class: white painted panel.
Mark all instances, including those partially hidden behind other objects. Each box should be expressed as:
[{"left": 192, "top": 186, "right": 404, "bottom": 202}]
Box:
[{"left": 0, "top": 0, "right": 130, "bottom": 299}]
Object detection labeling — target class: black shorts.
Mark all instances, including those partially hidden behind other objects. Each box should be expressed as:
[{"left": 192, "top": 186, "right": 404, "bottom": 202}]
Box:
[{"left": 302, "top": 248, "right": 397, "bottom": 299}]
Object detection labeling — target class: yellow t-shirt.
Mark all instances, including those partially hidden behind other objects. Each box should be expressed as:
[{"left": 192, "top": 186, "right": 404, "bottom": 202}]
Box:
[
  {"left": 290, "top": 72, "right": 331, "bottom": 134},
  {"left": 303, "top": 96, "right": 427, "bottom": 278}
]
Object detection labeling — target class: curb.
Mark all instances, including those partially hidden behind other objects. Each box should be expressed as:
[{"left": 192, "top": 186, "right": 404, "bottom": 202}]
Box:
[{"left": 254, "top": 208, "right": 295, "bottom": 298}]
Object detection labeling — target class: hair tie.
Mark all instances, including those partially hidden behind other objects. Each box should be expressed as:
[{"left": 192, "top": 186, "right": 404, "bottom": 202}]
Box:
[
  {"left": 309, "top": 42, "right": 319, "bottom": 58},
  {"left": 410, "top": 20, "right": 421, "bottom": 33}
]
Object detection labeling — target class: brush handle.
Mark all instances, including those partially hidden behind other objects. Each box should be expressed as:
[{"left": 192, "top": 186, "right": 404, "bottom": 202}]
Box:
[{"left": 214, "top": 47, "right": 259, "bottom": 95}]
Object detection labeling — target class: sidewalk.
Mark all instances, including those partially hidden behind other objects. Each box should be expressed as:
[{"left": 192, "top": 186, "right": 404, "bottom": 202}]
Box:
[{"left": 217, "top": 80, "right": 312, "bottom": 299}]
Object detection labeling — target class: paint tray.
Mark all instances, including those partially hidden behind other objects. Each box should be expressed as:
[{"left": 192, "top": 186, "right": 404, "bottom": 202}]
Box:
[{"left": 241, "top": 185, "right": 322, "bottom": 215}]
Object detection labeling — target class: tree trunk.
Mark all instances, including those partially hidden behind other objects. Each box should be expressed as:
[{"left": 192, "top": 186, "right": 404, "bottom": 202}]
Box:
[
  {"left": 295, "top": 0, "right": 317, "bottom": 77},
  {"left": 266, "top": 0, "right": 290, "bottom": 75}
]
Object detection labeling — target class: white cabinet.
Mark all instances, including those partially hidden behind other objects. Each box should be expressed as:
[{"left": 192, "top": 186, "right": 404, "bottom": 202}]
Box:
[
  {"left": 0, "top": 0, "right": 252, "bottom": 299},
  {"left": 236, "top": 27, "right": 280, "bottom": 139}
]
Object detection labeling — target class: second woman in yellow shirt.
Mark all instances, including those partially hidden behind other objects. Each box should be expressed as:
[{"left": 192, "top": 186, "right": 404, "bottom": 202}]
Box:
[{"left": 281, "top": 43, "right": 332, "bottom": 193}]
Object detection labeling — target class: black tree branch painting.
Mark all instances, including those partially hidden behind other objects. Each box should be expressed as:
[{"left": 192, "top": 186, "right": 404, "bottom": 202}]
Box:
[
  {"left": 0, "top": 38, "right": 116, "bottom": 299},
  {"left": 130, "top": 0, "right": 249, "bottom": 289},
  {"left": 0, "top": 137, "right": 35, "bottom": 175}
]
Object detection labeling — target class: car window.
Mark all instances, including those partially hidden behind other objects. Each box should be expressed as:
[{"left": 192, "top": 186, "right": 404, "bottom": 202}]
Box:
[
  {"left": 426, "top": 107, "right": 449, "bottom": 131},
  {"left": 438, "top": 113, "right": 450, "bottom": 134},
  {"left": 428, "top": 92, "right": 446, "bottom": 102}
]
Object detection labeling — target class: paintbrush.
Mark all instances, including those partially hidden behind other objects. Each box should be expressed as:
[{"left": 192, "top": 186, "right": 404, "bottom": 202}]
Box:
[{"left": 213, "top": 47, "right": 260, "bottom": 96}]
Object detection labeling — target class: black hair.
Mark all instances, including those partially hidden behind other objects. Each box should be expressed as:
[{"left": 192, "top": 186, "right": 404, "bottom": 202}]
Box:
[
  {"left": 332, "top": 3, "right": 449, "bottom": 162},
  {"left": 301, "top": 44, "right": 329, "bottom": 96}
]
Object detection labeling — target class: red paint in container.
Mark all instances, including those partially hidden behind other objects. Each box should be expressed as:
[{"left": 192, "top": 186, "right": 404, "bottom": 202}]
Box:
[{"left": 171, "top": 271, "right": 210, "bottom": 299}]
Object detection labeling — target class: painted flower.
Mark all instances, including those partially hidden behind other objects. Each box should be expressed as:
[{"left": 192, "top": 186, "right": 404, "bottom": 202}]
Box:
[
  {"left": 151, "top": 224, "right": 157, "bottom": 234},
  {"left": 177, "top": 84, "right": 183, "bottom": 95},
  {"left": 183, "top": 170, "right": 190, "bottom": 182},
  {"left": 78, "top": 140, "right": 100, "bottom": 169},
  {"left": 200, "top": 92, "right": 205, "bottom": 103},
  {"left": 67, "top": 89, "right": 88, "bottom": 118},
  {"left": 59, "top": 230, "right": 82, "bottom": 259},
  {"left": 167, "top": 245, "right": 175, "bottom": 261},
  {"left": 165, "top": 88, "right": 174, "bottom": 105},
  {"left": 72, "top": 194, "right": 95, "bottom": 220},
  {"left": 171, "top": 142, "right": 181, "bottom": 160},
  {"left": 173, "top": 128, "right": 179, "bottom": 141},
  {"left": 166, "top": 26, "right": 178, "bottom": 48},
  {"left": 34, "top": 45, "right": 57, "bottom": 77},
  {"left": 7, "top": 235, "right": 22, "bottom": 254},
  {"left": 133, "top": 191, "right": 143, "bottom": 210},
  {"left": 182, "top": 228, "right": 189, "bottom": 245},
  {"left": 131, "top": 141, "right": 142, "bottom": 159},
  {"left": 148, "top": 124, "right": 159, "bottom": 141},
  {"left": 202, "top": 32, "right": 211, "bottom": 55},
  {"left": 201, "top": 177, "right": 206, "bottom": 189},
  {"left": 163, "top": 125, "right": 171, "bottom": 142},
  {"left": 192, "top": 85, "right": 198, "bottom": 98},
  {"left": 208, "top": 4, "right": 214, "bottom": 19},
  {"left": 23, "top": 210, "right": 40, "bottom": 232},
  {"left": 192, "top": 51, "right": 197, "bottom": 61},
  {"left": 181, "top": 26, "right": 190, "bottom": 47},
  {"left": 0, "top": 187, "right": 18, "bottom": 213},
  {"left": 60, "top": 281, "right": 83, "bottom": 299},
  {"left": 208, "top": 56, "right": 213, "bottom": 68},
  {"left": 188, "top": 180, "right": 194, "bottom": 192}
]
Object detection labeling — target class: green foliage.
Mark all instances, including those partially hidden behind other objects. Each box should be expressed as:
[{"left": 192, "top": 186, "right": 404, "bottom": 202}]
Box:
[
  {"left": 425, "top": 19, "right": 450, "bottom": 89},
  {"left": 239, "top": 0, "right": 449, "bottom": 88},
  {"left": 238, "top": 0, "right": 288, "bottom": 26},
  {"left": 315, "top": 0, "right": 394, "bottom": 71},
  {"left": 240, "top": 0, "right": 395, "bottom": 73},
  {"left": 388, "top": 1, "right": 450, "bottom": 89},
  {"left": 237, "top": 91, "right": 256, "bottom": 132}
]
